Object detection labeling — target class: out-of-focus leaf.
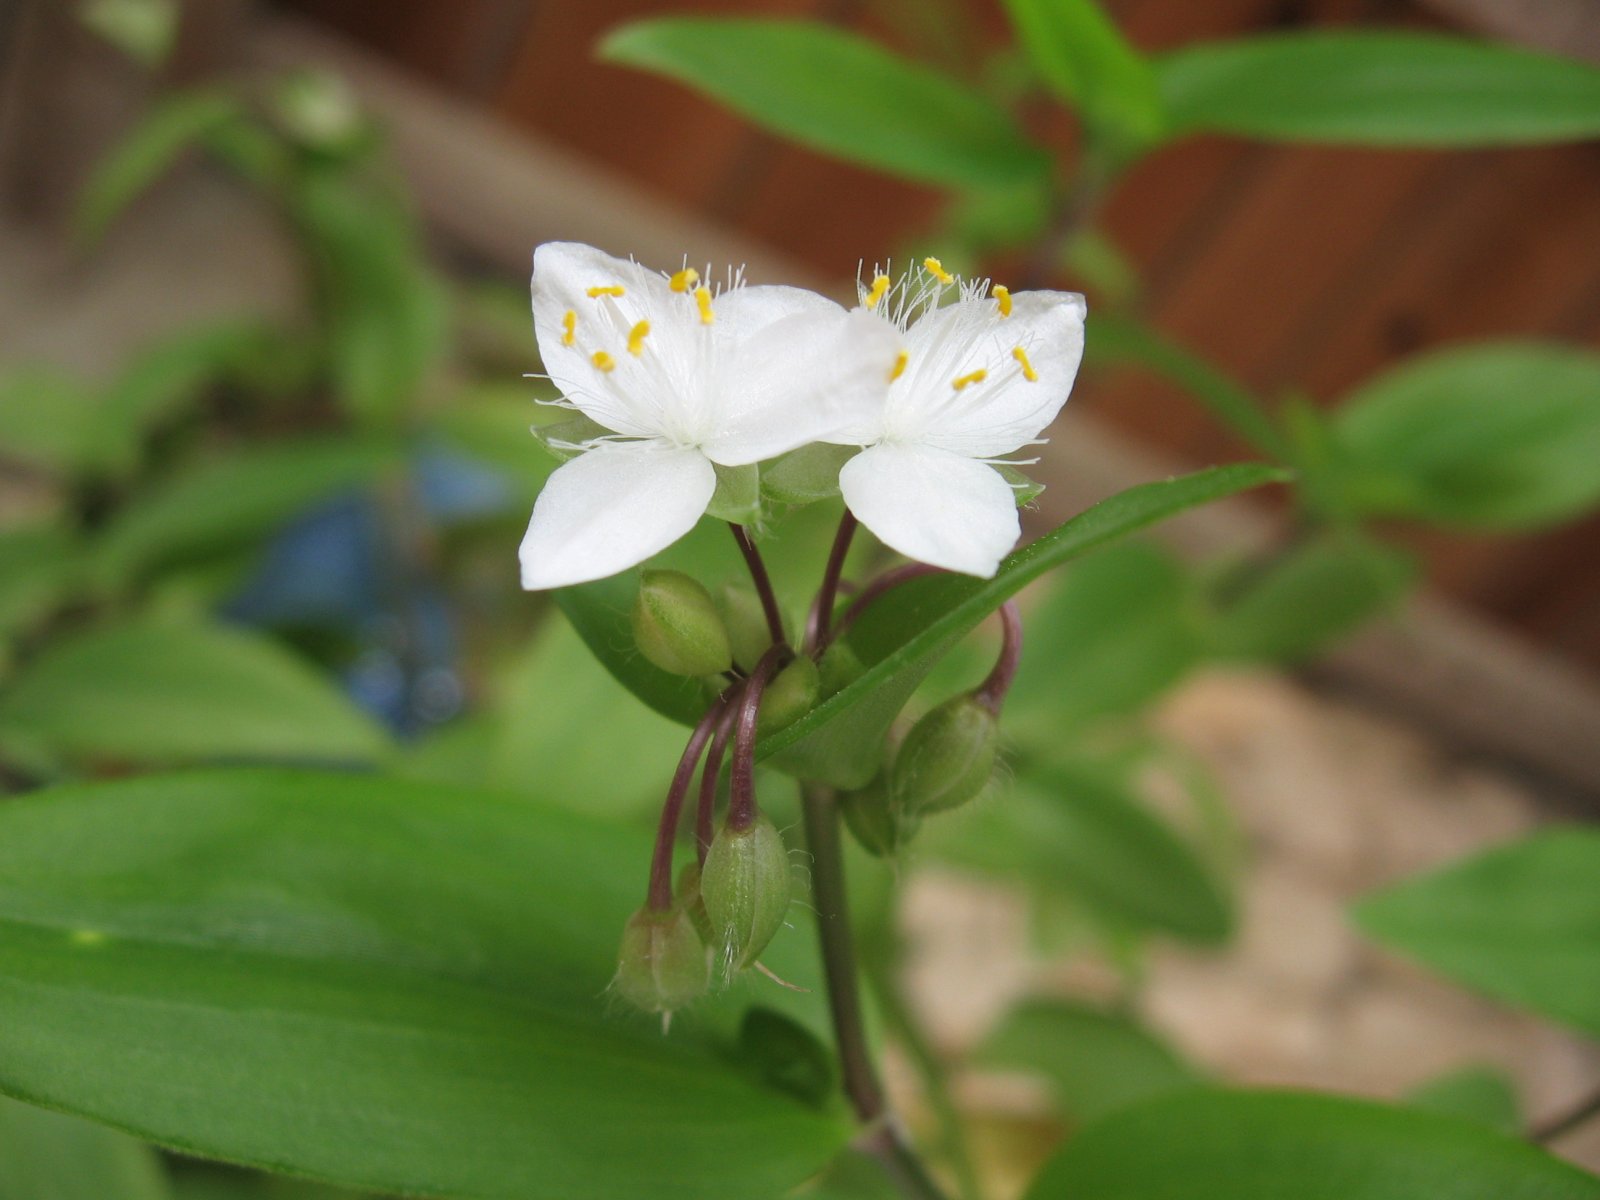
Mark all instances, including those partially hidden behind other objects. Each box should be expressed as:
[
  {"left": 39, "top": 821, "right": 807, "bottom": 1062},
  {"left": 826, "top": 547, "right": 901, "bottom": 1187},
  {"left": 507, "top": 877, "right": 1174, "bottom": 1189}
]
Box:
[
  {"left": 0, "top": 523, "right": 77, "bottom": 641},
  {"left": 1008, "top": 540, "right": 1202, "bottom": 733},
  {"left": 1333, "top": 342, "right": 1600, "bottom": 529},
  {"left": 76, "top": 91, "right": 245, "bottom": 243},
  {"left": 0, "top": 619, "right": 391, "bottom": 766},
  {"left": 945, "top": 177, "right": 1053, "bottom": 255},
  {"left": 92, "top": 437, "right": 396, "bottom": 589},
  {"left": 0, "top": 1095, "right": 171, "bottom": 1200},
  {"left": 1001, "top": 0, "right": 1164, "bottom": 155},
  {"left": 430, "top": 386, "right": 562, "bottom": 504},
  {"left": 977, "top": 998, "right": 1201, "bottom": 1123},
  {"left": 1158, "top": 32, "right": 1600, "bottom": 147},
  {"left": 1208, "top": 531, "right": 1416, "bottom": 664},
  {"left": 171, "top": 1162, "right": 361, "bottom": 1200},
  {"left": 0, "top": 770, "right": 851, "bottom": 1200},
  {"left": 1354, "top": 829, "right": 1600, "bottom": 1039},
  {"left": 1407, "top": 1066, "right": 1522, "bottom": 1135},
  {"left": 0, "top": 368, "right": 100, "bottom": 475},
  {"left": 599, "top": 18, "right": 1050, "bottom": 187},
  {"left": 78, "top": 0, "right": 179, "bottom": 69},
  {"left": 1024, "top": 1089, "right": 1600, "bottom": 1199},
  {"left": 928, "top": 763, "right": 1234, "bottom": 943}
]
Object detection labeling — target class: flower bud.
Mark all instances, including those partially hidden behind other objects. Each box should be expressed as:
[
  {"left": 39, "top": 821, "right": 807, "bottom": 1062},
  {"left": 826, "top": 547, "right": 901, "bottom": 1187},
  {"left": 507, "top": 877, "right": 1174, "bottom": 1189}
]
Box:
[
  {"left": 614, "top": 905, "right": 710, "bottom": 1015},
  {"left": 701, "top": 814, "right": 791, "bottom": 970},
  {"left": 717, "top": 583, "right": 778, "bottom": 673},
  {"left": 818, "top": 640, "right": 865, "bottom": 699},
  {"left": 757, "top": 656, "right": 820, "bottom": 735},
  {"left": 840, "top": 777, "right": 918, "bottom": 857},
  {"left": 632, "top": 570, "right": 733, "bottom": 677},
  {"left": 890, "top": 694, "right": 999, "bottom": 816}
]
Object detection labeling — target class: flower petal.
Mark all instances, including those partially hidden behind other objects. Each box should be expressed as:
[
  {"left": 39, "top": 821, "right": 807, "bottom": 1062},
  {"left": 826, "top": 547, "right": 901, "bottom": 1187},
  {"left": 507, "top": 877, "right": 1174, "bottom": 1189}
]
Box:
[
  {"left": 890, "top": 289, "right": 1086, "bottom": 458},
  {"left": 531, "top": 242, "right": 695, "bottom": 439},
  {"left": 839, "top": 442, "right": 1020, "bottom": 578},
  {"left": 712, "top": 283, "right": 840, "bottom": 337},
  {"left": 519, "top": 441, "right": 716, "bottom": 590},
  {"left": 703, "top": 307, "right": 900, "bottom": 466}
]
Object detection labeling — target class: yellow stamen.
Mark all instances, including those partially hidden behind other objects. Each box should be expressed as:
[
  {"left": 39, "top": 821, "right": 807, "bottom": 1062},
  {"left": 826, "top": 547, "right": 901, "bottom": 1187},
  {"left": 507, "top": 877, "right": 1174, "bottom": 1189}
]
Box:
[
  {"left": 994, "top": 285, "right": 1012, "bottom": 317},
  {"left": 627, "top": 319, "right": 651, "bottom": 356},
  {"left": 951, "top": 368, "right": 988, "bottom": 391},
  {"left": 561, "top": 310, "right": 576, "bottom": 346},
  {"left": 693, "top": 285, "right": 715, "bottom": 325},
  {"left": 669, "top": 267, "right": 699, "bottom": 293},
  {"left": 1012, "top": 345, "right": 1038, "bottom": 381},
  {"left": 592, "top": 350, "right": 616, "bottom": 373},
  {"left": 923, "top": 256, "right": 954, "bottom": 286},
  {"left": 889, "top": 349, "right": 908, "bottom": 382},
  {"left": 864, "top": 274, "right": 891, "bottom": 309},
  {"left": 586, "top": 285, "right": 626, "bottom": 298}
]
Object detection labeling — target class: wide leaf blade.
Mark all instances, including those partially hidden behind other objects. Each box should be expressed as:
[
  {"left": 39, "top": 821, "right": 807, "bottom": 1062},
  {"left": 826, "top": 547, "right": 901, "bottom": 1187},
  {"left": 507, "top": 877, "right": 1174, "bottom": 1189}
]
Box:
[
  {"left": 0, "top": 1096, "right": 172, "bottom": 1200},
  {"left": 1024, "top": 1089, "right": 1600, "bottom": 1199}
]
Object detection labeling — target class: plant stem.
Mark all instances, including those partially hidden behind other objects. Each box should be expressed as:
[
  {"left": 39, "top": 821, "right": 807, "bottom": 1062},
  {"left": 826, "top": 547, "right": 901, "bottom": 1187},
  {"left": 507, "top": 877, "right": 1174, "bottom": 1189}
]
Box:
[
  {"left": 806, "top": 511, "right": 858, "bottom": 653},
  {"left": 1533, "top": 1085, "right": 1600, "bottom": 1143},
  {"left": 727, "top": 646, "right": 783, "bottom": 832},
  {"left": 801, "top": 783, "right": 952, "bottom": 1200},
  {"left": 822, "top": 563, "right": 946, "bottom": 653},
  {"left": 696, "top": 698, "right": 739, "bottom": 864},
  {"left": 973, "top": 601, "right": 1022, "bottom": 715},
  {"left": 646, "top": 695, "right": 727, "bottom": 911},
  {"left": 731, "top": 523, "right": 787, "bottom": 650}
]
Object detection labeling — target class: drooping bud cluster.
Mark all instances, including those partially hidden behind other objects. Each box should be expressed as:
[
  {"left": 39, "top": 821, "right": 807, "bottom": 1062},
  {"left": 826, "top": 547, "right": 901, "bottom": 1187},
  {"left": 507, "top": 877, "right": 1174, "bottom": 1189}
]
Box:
[
  {"left": 614, "top": 905, "right": 710, "bottom": 1017},
  {"left": 701, "top": 813, "right": 791, "bottom": 970}
]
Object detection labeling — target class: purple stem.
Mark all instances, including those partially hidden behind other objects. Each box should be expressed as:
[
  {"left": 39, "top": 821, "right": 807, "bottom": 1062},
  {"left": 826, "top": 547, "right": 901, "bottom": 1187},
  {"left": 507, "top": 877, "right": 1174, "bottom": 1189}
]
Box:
[
  {"left": 727, "top": 645, "right": 785, "bottom": 832},
  {"left": 646, "top": 693, "right": 730, "bottom": 912},
  {"left": 696, "top": 695, "right": 740, "bottom": 865},
  {"left": 731, "top": 524, "right": 787, "bottom": 651},
  {"left": 820, "top": 563, "right": 947, "bottom": 653},
  {"left": 804, "top": 511, "right": 857, "bottom": 654},
  {"left": 975, "top": 600, "right": 1023, "bottom": 714}
]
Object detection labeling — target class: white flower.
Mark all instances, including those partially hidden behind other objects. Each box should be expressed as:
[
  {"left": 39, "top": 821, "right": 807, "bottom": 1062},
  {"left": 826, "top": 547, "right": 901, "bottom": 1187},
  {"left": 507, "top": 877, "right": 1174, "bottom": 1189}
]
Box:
[
  {"left": 519, "top": 243, "right": 899, "bottom": 590},
  {"left": 835, "top": 262, "right": 1087, "bottom": 578}
]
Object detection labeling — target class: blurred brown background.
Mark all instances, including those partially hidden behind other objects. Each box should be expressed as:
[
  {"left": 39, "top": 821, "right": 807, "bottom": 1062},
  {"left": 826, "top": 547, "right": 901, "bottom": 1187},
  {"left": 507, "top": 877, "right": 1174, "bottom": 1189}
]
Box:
[{"left": 268, "top": 0, "right": 1600, "bottom": 672}]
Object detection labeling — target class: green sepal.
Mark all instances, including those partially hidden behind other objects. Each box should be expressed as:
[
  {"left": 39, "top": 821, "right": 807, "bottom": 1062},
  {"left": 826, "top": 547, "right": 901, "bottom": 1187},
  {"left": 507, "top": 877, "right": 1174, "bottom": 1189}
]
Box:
[
  {"left": 530, "top": 414, "right": 614, "bottom": 463},
  {"left": 632, "top": 570, "right": 734, "bottom": 677},
  {"left": 758, "top": 657, "right": 821, "bottom": 736},
  {"left": 761, "top": 443, "right": 858, "bottom": 505},
  {"left": 707, "top": 463, "right": 762, "bottom": 524},
  {"left": 702, "top": 814, "right": 792, "bottom": 971}
]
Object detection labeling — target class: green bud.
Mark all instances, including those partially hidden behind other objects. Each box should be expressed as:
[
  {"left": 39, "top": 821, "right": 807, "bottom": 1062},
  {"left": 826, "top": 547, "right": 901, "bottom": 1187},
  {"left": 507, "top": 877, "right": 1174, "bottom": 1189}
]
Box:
[
  {"left": 890, "top": 694, "right": 999, "bottom": 816},
  {"left": 817, "top": 640, "right": 865, "bottom": 699},
  {"left": 840, "top": 777, "right": 919, "bottom": 857},
  {"left": 701, "top": 814, "right": 791, "bottom": 971},
  {"left": 674, "top": 861, "right": 715, "bottom": 945},
  {"left": 717, "top": 583, "right": 778, "bottom": 673},
  {"left": 758, "top": 656, "right": 820, "bottom": 735},
  {"left": 633, "top": 570, "right": 733, "bottom": 677},
  {"left": 614, "top": 905, "right": 709, "bottom": 1015}
]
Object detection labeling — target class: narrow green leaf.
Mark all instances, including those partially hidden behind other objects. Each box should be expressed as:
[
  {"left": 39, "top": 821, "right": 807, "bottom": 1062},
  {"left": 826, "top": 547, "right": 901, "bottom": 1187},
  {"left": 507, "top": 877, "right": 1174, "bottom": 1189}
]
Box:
[
  {"left": 0, "top": 523, "right": 78, "bottom": 642},
  {"left": 1407, "top": 1066, "right": 1522, "bottom": 1135},
  {"left": 1158, "top": 32, "right": 1600, "bottom": 147},
  {"left": 1333, "top": 342, "right": 1600, "bottom": 529},
  {"left": 1025, "top": 1089, "right": 1599, "bottom": 1199},
  {"left": 91, "top": 437, "right": 396, "bottom": 589},
  {"left": 171, "top": 1162, "right": 361, "bottom": 1200},
  {"left": 977, "top": 998, "right": 1200, "bottom": 1123},
  {"left": 1354, "top": 829, "right": 1600, "bottom": 1039},
  {"left": 0, "top": 367, "right": 101, "bottom": 475},
  {"left": 1208, "top": 531, "right": 1416, "bottom": 664},
  {"left": 0, "top": 619, "right": 391, "bottom": 766},
  {"left": 0, "top": 1096, "right": 171, "bottom": 1200},
  {"left": 599, "top": 18, "right": 1050, "bottom": 187},
  {"left": 0, "top": 770, "right": 848, "bottom": 1200},
  {"left": 767, "top": 464, "right": 1286, "bottom": 785},
  {"left": 1001, "top": 0, "right": 1164, "bottom": 154},
  {"left": 76, "top": 91, "right": 244, "bottom": 243}
]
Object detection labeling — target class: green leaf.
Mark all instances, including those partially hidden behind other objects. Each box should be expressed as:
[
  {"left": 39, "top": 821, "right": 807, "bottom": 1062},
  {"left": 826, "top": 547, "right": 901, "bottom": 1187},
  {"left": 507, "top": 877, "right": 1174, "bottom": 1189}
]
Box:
[
  {"left": 0, "top": 1095, "right": 171, "bottom": 1200},
  {"left": 976, "top": 998, "right": 1200, "bottom": 1123},
  {"left": 1007, "top": 540, "right": 1201, "bottom": 732},
  {"left": 0, "top": 770, "right": 849, "bottom": 1200},
  {"left": 92, "top": 437, "right": 396, "bottom": 589},
  {"left": 0, "top": 619, "right": 391, "bottom": 766},
  {"left": 1208, "top": 531, "right": 1416, "bottom": 664},
  {"left": 0, "top": 367, "right": 100, "bottom": 475},
  {"left": 599, "top": 18, "right": 1050, "bottom": 188},
  {"left": 1158, "top": 32, "right": 1600, "bottom": 147},
  {"left": 927, "top": 764, "right": 1234, "bottom": 943},
  {"left": 1001, "top": 0, "right": 1164, "bottom": 155},
  {"left": 0, "top": 523, "right": 78, "bottom": 642},
  {"left": 1407, "top": 1066, "right": 1522, "bottom": 1135},
  {"left": 76, "top": 91, "right": 244, "bottom": 243},
  {"left": 78, "top": 0, "right": 179, "bottom": 70},
  {"left": 762, "top": 443, "right": 856, "bottom": 507},
  {"left": 1024, "top": 1089, "right": 1600, "bottom": 1199},
  {"left": 171, "top": 1162, "right": 361, "bottom": 1200},
  {"left": 767, "top": 464, "right": 1286, "bottom": 785},
  {"left": 1333, "top": 342, "right": 1600, "bottom": 529},
  {"left": 1353, "top": 829, "right": 1600, "bottom": 1039}
]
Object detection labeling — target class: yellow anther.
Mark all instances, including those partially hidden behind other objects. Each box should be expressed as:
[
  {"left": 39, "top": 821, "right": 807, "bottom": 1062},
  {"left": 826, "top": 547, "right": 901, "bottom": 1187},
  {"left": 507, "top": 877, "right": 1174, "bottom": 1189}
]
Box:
[
  {"left": 889, "top": 349, "right": 908, "bottom": 382},
  {"left": 693, "top": 285, "right": 715, "bottom": 325},
  {"left": 864, "top": 275, "right": 891, "bottom": 309},
  {"left": 923, "top": 256, "right": 954, "bottom": 286},
  {"left": 561, "top": 310, "right": 576, "bottom": 346},
  {"left": 669, "top": 267, "right": 699, "bottom": 293},
  {"left": 592, "top": 350, "right": 616, "bottom": 373},
  {"left": 1012, "top": 345, "right": 1038, "bottom": 381},
  {"left": 951, "top": 368, "right": 988, "bottom": 391},
  {"left": 627, "top": 319, "right": 651, "bottom": 356},
  {"left": 994, "top": 285, "right": 1013, "bottom": 317},
  {"left": 586, "top": 285, "right": 626, "bottom": 299}
]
